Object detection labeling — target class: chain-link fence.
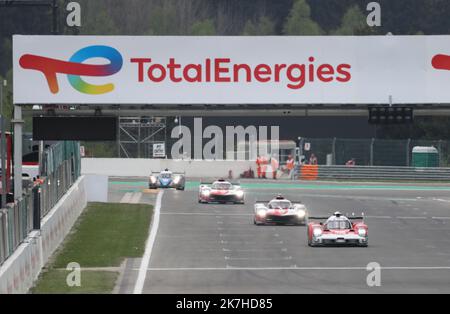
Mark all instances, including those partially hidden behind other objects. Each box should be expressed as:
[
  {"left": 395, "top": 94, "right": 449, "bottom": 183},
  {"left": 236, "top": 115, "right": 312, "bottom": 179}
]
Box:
[
  {"left": 0, "top": 141, "right": 81, "bottom": 266},
  {"left": 300, "top": 138, "right": 450, "bottom": 167}
]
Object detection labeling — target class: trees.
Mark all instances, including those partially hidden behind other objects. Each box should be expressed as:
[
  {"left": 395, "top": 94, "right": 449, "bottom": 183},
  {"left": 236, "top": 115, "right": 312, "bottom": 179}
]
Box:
[
  {"left": 283, "top": 0, "right": 323, "bottom": 35},
  {"left": 190, "top": 20, "right": 216, "bottom": 35},
  {"left": 332, "top": 5, "right": 372, "bottom": 35},
  {"left": 242, "top": 16, "right": 276, "bottom": 35},
  {"left": 147, "top": 2, "right": 179, "bottom": 35}
]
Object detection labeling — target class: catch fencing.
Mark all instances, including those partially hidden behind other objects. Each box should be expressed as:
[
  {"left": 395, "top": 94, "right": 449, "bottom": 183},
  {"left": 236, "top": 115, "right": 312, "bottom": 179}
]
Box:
[
  {"left": 300, "top": 138, "right": 450, "bottom": 167},
  {"left": 297, "top": 165, "right": 450, "bottom": 181},
  {"left": 0, "top": 142, "right": 81, "bottom": 266}
]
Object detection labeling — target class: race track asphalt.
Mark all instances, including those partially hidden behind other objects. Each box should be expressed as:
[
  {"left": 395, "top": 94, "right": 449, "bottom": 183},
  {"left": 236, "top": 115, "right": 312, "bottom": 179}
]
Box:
[{"left": 111, "top": 178, "right": 450, "bottom": 294}]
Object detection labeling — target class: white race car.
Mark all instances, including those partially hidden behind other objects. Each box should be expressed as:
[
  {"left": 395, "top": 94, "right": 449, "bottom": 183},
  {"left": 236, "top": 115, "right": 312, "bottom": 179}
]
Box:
[
  {"left": 254, "top": 195, "right": 308, "bottom": 225},
  {"left": 307, "top": 212, "right": 368, "bottom": 247},
  {"left": 148, "top": 169, "right": 185, "bottom": 190},
  {"left": 198, "top": 179, "right": 245, "bottom": 204}
]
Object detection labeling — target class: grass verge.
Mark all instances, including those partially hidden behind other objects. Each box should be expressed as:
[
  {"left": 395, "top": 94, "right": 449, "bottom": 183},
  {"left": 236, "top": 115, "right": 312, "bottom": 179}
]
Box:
[
  {"left": 32, "top": 270, "right": 119, "bottom": 294},
  {"left": 32, "top": 202, "right": 153, "bottom": 294}
]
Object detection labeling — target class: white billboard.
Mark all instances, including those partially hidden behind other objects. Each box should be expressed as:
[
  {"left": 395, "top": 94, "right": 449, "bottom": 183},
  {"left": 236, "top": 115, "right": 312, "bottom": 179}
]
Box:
[{"left": 12, "top": 35, "right": 450, "bottom": 105}]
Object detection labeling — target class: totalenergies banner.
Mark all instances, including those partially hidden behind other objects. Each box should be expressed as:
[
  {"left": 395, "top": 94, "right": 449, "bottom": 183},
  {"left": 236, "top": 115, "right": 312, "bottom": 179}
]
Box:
[{"left": 12, "top": 35, "right": 450, "bottom": 105}]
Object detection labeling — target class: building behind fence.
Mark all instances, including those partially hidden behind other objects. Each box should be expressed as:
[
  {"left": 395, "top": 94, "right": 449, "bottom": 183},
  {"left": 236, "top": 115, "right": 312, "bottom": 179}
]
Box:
[
  {"left": 0, "top": 141, "right": 81, "bottom": 266},
  {"left": 300, "top": 138, "right": 450, "bottom": 167}
]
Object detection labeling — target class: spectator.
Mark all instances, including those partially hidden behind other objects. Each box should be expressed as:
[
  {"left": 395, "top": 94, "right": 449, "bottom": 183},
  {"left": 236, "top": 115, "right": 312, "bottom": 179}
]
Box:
[
  {"left": 256, "top": 155, "right": 262, "bottom": 178},
  {"left": 284, "top": 154, "right": 296, "bottom": 179},
  {"left": 346, "top": 158, "right": 356, "bottom": 166},
  {"left": 309, "top": 153, "right": 318, "bottom": 165},
  {"left": 271, "top": 155, "right": 279, "bottom": 180},
  {"left": 260, "top": 155, "right": 268, "bottom": 179}
]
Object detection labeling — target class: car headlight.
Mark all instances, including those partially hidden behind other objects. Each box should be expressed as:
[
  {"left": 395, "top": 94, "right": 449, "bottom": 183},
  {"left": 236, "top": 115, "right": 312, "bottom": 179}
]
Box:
[
  {"left": 236, "top": 190, "right": 244, "bottom": 198},
  {"left": 297, "top": 210, "right": 306, "bottom": 218},
  {"left": 173, "top": 176, "right": 181, "bottom": 184},
  {"left": 202, "top": 190, "right": 210, "bottom": 197},
  {"left": 358, "top": 228, "right": 367, "bottom": 237},
  {"left": 313, "top": 228, "right": 323, "bottom": 237},
  {"left": 257, "top": 209, "right": 267, "bottom": 218}
]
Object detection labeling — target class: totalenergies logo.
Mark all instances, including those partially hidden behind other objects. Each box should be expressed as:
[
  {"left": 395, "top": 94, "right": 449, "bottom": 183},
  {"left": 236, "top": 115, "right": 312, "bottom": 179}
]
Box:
[
  {"left": 432, "top": 54, "right": 450, "bottom": 71},
  {"left": 19, "top": 45, "right": 123, "bottom": 95}
]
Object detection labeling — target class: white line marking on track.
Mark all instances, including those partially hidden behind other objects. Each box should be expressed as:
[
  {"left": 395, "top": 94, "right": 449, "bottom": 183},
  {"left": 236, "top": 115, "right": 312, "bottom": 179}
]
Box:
[
  {"left": 133, "top": 190, "right": 164, "bottom": 294},
  {"left": 434, "top": 198, "right": 450, "bottom": 203},
  {"left": 133, "top": 266, "right": 450, "bottom": 271},
  {"left": 161, "top": 212, "right": 252, "bottom": 216},
  {"left": 222, "top": 248, "right": 288, "bottom": 253},
  {"left": 120, "top": 192, "right": 133, "bottom": 203},
  {"left": 432, "top": 217, "right": 450, "bottom": 220},
  {"left": 219, "top": 233, "right": 258, "bottom": 237},
  {"left": 397, "top": 216, "right": 427, "bottom": 220},
  {"left": 130, "top": 192, "right": 142, "bottom": 204},
  {"left": 224, "top": 256, "right": 292, "bottom": 261}
]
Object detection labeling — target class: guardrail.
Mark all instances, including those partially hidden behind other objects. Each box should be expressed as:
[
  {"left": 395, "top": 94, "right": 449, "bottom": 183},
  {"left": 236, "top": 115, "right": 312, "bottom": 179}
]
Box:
[
  {"left": 0, "top": 142, "right": 81, "bottom": 266},
  {"left": 296, "top": 165, "right": 450, "bottom": 181}
]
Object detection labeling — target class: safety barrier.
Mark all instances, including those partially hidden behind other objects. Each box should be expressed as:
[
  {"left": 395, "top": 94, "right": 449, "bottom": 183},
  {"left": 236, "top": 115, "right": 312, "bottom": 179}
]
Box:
[
  {"left": 0, "top": 142, "right": 81, "bottom": 266},
  {"left": 296, "top": 165, "right": 450, "bottom": 181},
  {"left": 0, "top": 176, "right": 87, "bottom": 294},
  {"left": 81, "top": 158, "right": 254, "bottom": 178}
]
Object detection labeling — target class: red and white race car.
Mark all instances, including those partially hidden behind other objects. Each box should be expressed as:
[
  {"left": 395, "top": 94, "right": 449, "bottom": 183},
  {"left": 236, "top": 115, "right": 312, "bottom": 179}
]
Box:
[
  {"left": 198, "top": 179, "right": 245, "bottom": 204},
  {"left": 254, "top": 195, "right": 308, "bottom": 225},
  {"left": 307, "top": 212, "right": 368, "bottom": 247}
]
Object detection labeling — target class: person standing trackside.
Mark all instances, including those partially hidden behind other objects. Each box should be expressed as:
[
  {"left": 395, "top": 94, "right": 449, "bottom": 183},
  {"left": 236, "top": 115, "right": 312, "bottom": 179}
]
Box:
[
  {"left": 256, "top": 155, "right": 262, "bottom": 179},
  {"left": 346, "top": 158, "right": 356, "bottom": 166},
  {"left": 309, "top": 153, "right": 318, "bottom": 165},
  {"left": 271, "top": 155, "right": 279, "bottom": 180},
  {"left": 285, "top": 154, "right": 295, "bottom": 179},
  {"left": 260, "top": 155, "right": 268, "bottom": 179}
]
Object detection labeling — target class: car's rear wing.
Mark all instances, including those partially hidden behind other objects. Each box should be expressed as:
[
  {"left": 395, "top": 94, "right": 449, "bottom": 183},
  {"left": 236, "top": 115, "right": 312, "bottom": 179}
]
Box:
[
  {"left": 308, "top": 216, "right": 329, "bottom": 220},
  {"left": 151, "top": 171, "right": 185, "bottom": 176},
  {"left": 309, "top": 214, "right": 365, "bottom": 221},
  {"left": 256, "top": 200, "right": 303, "bottom": 204},
  {"left": 200, "top": 180, "right": 240, "bottom": 186}
]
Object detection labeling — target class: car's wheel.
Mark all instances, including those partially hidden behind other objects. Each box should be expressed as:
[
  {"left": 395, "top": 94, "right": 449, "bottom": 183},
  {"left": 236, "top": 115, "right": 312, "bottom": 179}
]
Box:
[{"left": 309, "top": 239, "right": 318, "bottom": 247}]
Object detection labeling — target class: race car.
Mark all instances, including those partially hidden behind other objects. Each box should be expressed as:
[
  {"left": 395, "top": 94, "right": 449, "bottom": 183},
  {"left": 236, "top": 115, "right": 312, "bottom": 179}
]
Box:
[
  {"left": 254, "top": 195, "right": 307, "bottom": 226},
  {"left": 307, "top": 212, "right": 368, "bottom": 247},
  {"left": 148, "top": 169, "right": 185, "bottom": 190},
  {"left": 198, "top": 179, "right": 244, "bottom": 204}
]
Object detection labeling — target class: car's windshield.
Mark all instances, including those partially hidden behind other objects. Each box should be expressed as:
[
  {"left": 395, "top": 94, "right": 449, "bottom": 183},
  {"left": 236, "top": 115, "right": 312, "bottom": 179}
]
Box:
[
  {"left": 160, "top": 173, "right": 172, "bottom": 179},
  {"left": 212, "top": 182, "right": 232, "bottom": 190},
  {"left": 269, "top": 201, "right": 291, "bottom": 209},
  {"left": 326, "top": 220, "right": 351, "bottom": 230}
]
